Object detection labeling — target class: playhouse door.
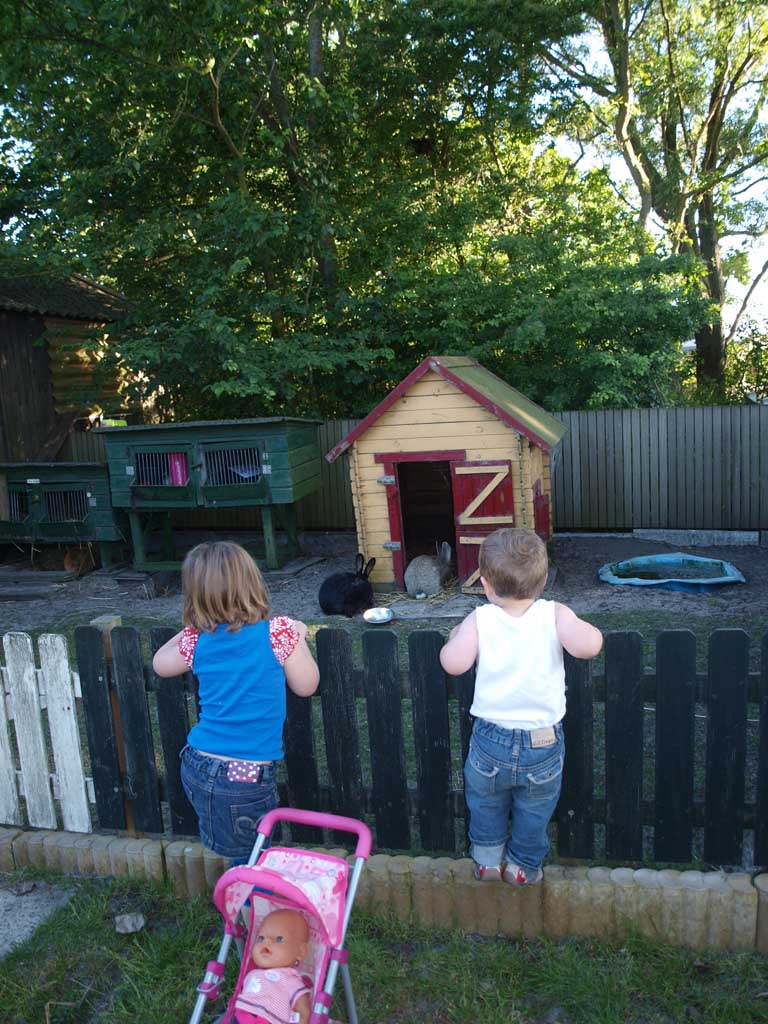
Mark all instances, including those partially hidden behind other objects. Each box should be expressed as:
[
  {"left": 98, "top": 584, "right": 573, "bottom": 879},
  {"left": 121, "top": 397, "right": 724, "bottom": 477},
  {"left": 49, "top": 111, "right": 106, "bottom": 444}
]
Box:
[{"left": 450, "top": 460, "right": 516, "bottom": 593}]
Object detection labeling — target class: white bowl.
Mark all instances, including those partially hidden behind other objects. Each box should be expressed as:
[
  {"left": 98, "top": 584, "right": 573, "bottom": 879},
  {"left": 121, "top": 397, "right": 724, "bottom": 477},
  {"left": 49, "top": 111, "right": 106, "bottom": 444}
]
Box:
[{"left": 363, "top": 606, "right": 394, "bottom": 624}]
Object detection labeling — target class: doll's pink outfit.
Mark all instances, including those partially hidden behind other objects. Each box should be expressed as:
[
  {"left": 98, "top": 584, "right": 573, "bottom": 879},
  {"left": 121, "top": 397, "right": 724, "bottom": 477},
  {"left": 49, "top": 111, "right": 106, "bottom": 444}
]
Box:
[{"left": 234, "top": 964, "right": 311, "bottom": 1024}]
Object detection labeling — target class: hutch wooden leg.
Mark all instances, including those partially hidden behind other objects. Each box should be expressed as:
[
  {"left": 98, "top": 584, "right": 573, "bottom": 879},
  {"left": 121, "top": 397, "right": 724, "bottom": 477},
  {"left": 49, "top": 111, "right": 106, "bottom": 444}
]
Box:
[
  {"left": 162, "top": 511, "right": 175, "bottom": 560},
  {"left": 98, "top": 541, "right": 118, "bottom": 568},
  {"left": 0, "top": 473, "right": 8, "bottom": 522},
  {"left": 128, "top": 509, "right": 146, "bottom": 570},
  {"left": 261, "top": 505, "right": 278, "bottom": 569},
  {"left": 280, "top": 503, "right": 300, "bottom": 557}
]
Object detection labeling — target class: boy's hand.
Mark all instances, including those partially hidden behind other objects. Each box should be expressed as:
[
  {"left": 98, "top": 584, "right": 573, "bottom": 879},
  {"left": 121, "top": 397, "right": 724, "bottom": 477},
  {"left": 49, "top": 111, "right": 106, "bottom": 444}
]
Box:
[
  {"left": 555, "top": 604, "right": 603, "bottom": 659},
  {"left": 440, "top": 612, "right": 479, "bottom": 676}
]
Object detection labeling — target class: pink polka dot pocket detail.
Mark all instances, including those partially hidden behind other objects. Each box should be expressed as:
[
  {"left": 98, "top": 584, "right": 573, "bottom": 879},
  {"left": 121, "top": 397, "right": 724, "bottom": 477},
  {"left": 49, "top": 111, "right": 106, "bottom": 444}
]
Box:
[{"left": 226, "top": 760, "right": 269, "bottom": 783}]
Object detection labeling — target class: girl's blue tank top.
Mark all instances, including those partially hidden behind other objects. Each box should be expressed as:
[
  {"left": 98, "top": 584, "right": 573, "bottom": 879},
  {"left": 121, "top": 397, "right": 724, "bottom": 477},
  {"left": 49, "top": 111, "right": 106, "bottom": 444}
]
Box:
[{"left": 187, "top": 620, "right": 286, "bottom": 761}]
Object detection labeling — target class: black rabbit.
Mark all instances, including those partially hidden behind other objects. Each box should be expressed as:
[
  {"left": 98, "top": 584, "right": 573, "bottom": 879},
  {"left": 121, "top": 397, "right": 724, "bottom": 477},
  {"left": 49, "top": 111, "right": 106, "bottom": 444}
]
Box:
[{"left": 318, "top": 553, "right": 376, "bottom": 617}]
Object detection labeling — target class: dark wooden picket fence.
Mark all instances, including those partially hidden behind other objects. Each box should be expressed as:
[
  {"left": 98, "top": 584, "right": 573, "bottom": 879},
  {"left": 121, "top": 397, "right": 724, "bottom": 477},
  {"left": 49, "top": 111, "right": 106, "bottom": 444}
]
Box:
[{"left": 73, "top": 625, "right": 768, "bottom": 868}]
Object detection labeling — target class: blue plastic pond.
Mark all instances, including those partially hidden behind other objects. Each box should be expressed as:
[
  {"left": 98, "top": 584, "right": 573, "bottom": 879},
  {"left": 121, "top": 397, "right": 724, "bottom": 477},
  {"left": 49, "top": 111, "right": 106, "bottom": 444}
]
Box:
[{"left": 598, "top": 552, "right": 746, "bottom": 593}]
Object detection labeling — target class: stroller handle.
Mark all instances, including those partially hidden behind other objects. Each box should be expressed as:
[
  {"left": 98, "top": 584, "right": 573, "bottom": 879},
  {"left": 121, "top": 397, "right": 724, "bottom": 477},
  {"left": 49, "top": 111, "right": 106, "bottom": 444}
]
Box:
[{"left": 258, "top": 807, "right": 372, "bottom": 858}]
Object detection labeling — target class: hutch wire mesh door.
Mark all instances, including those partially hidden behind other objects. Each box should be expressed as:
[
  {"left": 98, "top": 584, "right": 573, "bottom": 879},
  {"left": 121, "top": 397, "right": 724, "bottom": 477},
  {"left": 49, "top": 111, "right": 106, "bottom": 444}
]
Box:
[
  {"left": 97, "top": 418, "right": 321, "bottom": 570},
  {"left": 0, "top": 463, "right": 127, "bottom": 564}
]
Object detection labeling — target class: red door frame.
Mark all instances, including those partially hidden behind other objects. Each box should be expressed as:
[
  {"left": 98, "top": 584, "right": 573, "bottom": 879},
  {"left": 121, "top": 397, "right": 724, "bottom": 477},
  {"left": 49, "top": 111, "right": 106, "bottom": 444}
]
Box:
[
  {"left": 451, "top": 459, "right": 517, "bottom": 591},
  {"left": 374, "top": 449, "right": 467, "bottom": 586},
  {"left": 533, "top": 478, "right": 551, "bottom": 540}
]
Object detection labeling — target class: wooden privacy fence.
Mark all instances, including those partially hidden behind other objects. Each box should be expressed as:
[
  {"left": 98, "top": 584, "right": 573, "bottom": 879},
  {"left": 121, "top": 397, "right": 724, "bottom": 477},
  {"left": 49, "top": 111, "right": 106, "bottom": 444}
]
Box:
[
  {"left": 1, "top": 626, "right": 767, "bottom": 868},
  {"left": 550, "top": 406, "right": 768, "bottom": 532},
  {"left": 61, "top": 405, "right": 768, "bottom": 532}
]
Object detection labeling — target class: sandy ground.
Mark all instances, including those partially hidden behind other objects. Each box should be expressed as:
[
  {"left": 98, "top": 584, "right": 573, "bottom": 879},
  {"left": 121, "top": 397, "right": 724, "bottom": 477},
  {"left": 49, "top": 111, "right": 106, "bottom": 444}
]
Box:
[{"left": 0, "top": 530, "right": 766, "bottom": 635}]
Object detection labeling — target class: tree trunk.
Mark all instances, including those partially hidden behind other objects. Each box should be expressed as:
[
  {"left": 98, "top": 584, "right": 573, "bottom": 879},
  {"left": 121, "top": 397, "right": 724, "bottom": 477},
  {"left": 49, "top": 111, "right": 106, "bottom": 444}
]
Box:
[
  {"left": 694, "top": 192, "right": 726, "bottom": 400},
  {"left": 694, "top": 321, "right": 725, "bottom": 401}
]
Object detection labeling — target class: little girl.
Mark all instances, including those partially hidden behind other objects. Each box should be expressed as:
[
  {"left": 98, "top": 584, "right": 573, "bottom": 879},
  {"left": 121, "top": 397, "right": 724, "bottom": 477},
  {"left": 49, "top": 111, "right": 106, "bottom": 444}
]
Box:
[{"left": 153, "top": 540, "right": 320, "bottom": 861}]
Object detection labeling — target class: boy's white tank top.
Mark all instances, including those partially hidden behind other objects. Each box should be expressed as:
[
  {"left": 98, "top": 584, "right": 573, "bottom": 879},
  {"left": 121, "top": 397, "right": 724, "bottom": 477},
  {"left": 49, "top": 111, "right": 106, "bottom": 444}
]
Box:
[{"left": 470, "top": 599, "right": 565, "bottom": 730}]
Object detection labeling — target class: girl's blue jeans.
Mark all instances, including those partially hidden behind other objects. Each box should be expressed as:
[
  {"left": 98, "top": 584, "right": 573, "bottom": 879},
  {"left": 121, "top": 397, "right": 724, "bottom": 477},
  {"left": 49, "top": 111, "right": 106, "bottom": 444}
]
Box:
[
  {"left": 464, "top": 718, "right": 565, "bottom": 871},
  {"left": 180, "top": 745, "right": 279, "bottom": 861}
]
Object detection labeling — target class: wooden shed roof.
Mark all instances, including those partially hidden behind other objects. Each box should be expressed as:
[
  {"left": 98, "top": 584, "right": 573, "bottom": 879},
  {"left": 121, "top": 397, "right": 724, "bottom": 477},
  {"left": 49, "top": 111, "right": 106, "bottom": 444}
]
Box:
[
  {"left": 96, "top": 417, "right": 323, "bottom": 434},
  {"left": 326, "top": 355, "right": 567, "bottom": 462},
  {"left": 0, "top": 273, "right": 124, "bottom": 321}
]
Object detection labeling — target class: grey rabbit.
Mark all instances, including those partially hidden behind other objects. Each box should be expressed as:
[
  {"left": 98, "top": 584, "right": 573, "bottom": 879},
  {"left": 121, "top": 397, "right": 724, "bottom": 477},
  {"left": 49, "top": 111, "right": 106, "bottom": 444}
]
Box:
[
  {"left": 318, "top": 553, "right": 376, "bottom": 617},
  {"left": 404, "top": 541, "right": 453, "bottom": 598}
]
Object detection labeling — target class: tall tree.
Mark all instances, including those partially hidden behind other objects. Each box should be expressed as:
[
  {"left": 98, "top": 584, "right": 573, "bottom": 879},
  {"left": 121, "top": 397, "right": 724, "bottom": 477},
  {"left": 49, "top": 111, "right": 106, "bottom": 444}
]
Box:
[
  {"left": 543, "top": 0, "right": 768, "bottom": 398},
  {"left": 0, "top": 0, "right": 707, "bottom": 415},
  {"left": 1, "top": 0, "right": 370, "bottom": 415}
]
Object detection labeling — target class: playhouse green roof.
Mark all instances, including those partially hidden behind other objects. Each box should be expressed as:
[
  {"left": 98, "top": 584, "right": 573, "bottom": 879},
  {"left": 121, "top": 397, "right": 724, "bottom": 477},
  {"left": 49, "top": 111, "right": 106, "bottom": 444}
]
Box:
[
  {"left": 437, "top": 356, "right": 566, "bottom": 449},
  {"left": 326, "top": 355, "right": 566, "bottom": 461}
]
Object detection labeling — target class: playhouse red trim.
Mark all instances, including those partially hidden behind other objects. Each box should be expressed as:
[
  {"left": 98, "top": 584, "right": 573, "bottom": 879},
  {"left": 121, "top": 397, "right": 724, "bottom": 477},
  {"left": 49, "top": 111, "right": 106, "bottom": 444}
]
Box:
[
  {"left": 374, "top": 449, "right": 467, "bottom": 464},
  {"left": 381, "top": 458, "right": 405, "bottom": 583},
  {"left": 324, "top": 356, "right": 557, "bottom": 462},
  {"left": 374, "top": 450, "right": 468, "bottom": 585},
  {"left": 325, "top": 360, "right": 436, "bottom": 462}
]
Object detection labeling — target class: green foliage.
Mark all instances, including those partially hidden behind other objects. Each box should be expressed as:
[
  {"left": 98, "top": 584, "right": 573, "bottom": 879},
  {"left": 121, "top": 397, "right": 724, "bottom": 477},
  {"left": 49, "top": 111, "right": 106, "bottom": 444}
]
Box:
[
  {"left": 541, "top": 0, "right": 768, "bottom": 396},
  {"left": 0, "top": 0, "right": 719, "bottom": 415},
  {"left": 725, "top": 318, "right": 768, "bottom": 405}
]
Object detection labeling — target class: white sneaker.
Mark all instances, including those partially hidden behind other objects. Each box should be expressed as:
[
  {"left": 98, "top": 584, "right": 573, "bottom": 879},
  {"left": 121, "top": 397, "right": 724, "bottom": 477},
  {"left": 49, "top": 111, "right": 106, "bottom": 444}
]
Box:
[
  {"left": 472, "top": 862, "right": 504, "bottom": 881},
  {"left": 503, "top": 862, "right": 543, "bottom": 886}
]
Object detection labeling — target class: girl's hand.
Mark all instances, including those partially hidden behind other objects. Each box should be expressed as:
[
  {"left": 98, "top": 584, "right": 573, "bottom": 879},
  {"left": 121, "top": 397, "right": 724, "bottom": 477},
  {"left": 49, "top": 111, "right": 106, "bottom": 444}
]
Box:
[
  {"left": 152, "top": 629, "right": 190, "bottom": 677},
  {"left": 292, "top": 619, "right": 309, "bottom": 642},
  {"left": 283, "top": 623, "right": 320, "bottom": 697}
]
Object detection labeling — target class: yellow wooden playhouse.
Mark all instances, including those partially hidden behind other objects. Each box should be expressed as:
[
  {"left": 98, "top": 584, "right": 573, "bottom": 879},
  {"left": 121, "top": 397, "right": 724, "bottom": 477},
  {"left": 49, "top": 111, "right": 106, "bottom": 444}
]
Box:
[{"left": 325, "top": 355, "right": 566, "bottom": 593}]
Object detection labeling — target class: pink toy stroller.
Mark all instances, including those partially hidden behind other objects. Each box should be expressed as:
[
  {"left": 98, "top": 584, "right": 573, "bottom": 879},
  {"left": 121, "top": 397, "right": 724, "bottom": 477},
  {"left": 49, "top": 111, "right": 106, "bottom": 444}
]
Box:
[{"left": 188, "top": 807, "right": 372, "bottom": 1024}]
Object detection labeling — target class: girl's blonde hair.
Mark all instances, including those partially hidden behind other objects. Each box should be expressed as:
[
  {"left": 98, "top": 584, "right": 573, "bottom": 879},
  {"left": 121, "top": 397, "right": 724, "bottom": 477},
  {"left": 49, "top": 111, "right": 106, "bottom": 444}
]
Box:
[
  {"left": 479, "top": 528, "right": 549, "bottom": 600},
  {"left": 182, "top": 541, "right": 269, "bottom": 632}
]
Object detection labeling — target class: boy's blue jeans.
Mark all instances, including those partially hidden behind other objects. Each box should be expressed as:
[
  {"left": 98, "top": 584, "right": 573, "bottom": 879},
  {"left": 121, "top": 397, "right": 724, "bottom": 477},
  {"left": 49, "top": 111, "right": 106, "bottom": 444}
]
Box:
[{"left": 464, "top": 718, "right": 565, "bottom": 871}]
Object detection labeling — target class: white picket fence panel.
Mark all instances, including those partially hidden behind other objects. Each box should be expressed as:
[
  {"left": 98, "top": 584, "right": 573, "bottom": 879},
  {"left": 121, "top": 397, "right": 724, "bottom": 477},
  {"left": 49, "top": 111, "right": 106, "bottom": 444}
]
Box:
[{"left": 0, "top": 632, "right": 93, "bottom": 833}]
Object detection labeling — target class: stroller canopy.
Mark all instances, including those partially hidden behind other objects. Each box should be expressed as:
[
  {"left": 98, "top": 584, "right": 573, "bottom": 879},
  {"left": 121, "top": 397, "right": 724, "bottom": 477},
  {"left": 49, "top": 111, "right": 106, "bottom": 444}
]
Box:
[{"left": 214, "top": 847, "right": 350, "bottom": 948}]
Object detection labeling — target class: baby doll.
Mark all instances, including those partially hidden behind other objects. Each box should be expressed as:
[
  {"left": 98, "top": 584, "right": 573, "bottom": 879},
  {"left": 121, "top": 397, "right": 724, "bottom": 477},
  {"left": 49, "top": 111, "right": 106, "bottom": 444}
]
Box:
[{"left": 234, "top": 909, "right": 312, "bottom": 1024}]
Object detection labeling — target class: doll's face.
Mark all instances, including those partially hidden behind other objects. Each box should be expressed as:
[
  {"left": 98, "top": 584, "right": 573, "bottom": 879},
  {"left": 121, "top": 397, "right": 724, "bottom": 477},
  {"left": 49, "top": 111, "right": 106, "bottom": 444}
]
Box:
[{"left": 251, "top": 910, "right": 309, "bottom": 970}]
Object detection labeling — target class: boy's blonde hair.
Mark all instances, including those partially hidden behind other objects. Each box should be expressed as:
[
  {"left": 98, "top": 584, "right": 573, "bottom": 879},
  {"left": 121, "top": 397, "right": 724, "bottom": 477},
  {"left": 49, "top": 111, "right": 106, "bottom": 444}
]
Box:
[
  {"left": 182, "top": 541, "right": 269, "bottom": 632},
  {"left": 479, "top": 528, "right": 548, "bottom": 599}
]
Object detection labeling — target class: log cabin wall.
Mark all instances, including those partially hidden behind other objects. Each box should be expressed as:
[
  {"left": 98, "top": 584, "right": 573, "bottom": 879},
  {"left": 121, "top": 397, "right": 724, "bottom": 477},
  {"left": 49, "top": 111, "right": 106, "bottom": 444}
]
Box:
[
  {"left": 0, "top": 274, "right": 124, "bottom": 462},
  {"left": 0, "top": 311, "right": 60, "bottom": 461},
  {"left": 45, "top": 317, "right": 123, "bottom": 414}
]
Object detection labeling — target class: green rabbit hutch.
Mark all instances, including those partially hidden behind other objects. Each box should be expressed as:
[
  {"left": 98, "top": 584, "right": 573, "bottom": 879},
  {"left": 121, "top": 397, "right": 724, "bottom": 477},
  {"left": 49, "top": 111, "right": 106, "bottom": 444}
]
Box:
[
  {"left": 97, "top": 418, "right": 322, "bottom": 570},
  {"left": 0, "top": 462, "right": 127, "bottom": 563}
]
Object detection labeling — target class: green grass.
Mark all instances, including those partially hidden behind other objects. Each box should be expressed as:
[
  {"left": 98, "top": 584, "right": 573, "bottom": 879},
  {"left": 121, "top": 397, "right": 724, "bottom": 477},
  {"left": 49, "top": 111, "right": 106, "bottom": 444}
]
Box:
[
  {"left": 10, "top": 592, "right": 767, "bottom": 665},
  {"left": 579, "top": 610, "right": 768, "bottom": 672},
  {"left": 2, "top": 872, "right": 767, "bottom": 1024},
  {"left": 18, "top": 605, "right": 768, "bottom": 654}
]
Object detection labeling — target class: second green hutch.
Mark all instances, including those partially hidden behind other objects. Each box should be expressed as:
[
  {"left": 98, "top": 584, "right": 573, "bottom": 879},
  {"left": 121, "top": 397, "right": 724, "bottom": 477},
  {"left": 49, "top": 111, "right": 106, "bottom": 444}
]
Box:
[
  {"left": 0, "top": 462, "right": 127, "bottom": 564},
  {"left": 97, "top": 418, "right": 322, "bottom": 570}
]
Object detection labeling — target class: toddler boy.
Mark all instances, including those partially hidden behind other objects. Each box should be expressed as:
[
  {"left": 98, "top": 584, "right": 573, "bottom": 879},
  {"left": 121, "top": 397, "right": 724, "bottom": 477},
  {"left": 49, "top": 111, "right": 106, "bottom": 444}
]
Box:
[{"left": 440, "top": 528, "right": 602, "bottom": 884}]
